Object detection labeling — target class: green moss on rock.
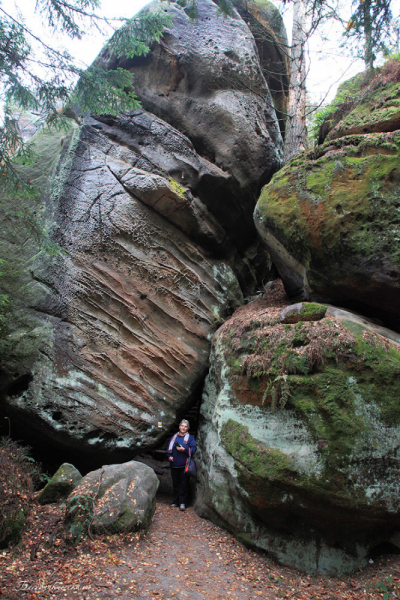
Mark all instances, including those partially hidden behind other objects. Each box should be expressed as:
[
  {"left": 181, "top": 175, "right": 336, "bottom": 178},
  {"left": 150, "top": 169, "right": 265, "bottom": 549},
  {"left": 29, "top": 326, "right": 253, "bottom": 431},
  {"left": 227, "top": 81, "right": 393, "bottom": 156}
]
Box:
[
  {"left": 197, "top": 289, "right": 400, "bottom": 574},
  {"left": 255, "top": 132, "right": 400, "bottom": 299},
  {"left": 219, "top": 309, "right": 400, "bottom": 513},
  {"left": 221, "top": 419, "right": 294, "bottom": 481},
  {"left": 281, "top": 302, "right": 327, "bottom": 323},
  {"left": 38, "top": 463, "right": 82, "bottom": 505},
  {"left": 328, "top": 80, "right": 400, "bottom": 140}
]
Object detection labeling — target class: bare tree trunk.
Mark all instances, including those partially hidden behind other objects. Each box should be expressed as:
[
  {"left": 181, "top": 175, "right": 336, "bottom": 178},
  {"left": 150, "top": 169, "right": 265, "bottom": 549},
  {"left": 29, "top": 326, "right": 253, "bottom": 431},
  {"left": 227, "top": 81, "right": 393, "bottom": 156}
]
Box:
[{"left": 282, "top": 0, "right": 308, "bottom": 165}]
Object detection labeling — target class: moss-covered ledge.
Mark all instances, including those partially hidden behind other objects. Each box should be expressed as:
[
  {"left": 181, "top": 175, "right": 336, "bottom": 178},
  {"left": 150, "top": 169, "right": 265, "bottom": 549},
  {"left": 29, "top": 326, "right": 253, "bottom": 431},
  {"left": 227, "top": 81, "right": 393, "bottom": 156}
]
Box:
[{"left": 254, "top": 131, "right": 400, "bottom": 329}]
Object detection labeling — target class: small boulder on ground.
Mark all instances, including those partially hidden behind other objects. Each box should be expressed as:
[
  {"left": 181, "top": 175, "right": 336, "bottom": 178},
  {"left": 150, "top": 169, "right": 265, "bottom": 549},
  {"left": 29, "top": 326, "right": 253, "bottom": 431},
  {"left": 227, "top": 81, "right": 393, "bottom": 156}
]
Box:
[
  {"left": 38, "top": 463, "right": 82, "bottom": 505},
  {"left": 64, "top": 461, "right": 159, "bottom": 539}
]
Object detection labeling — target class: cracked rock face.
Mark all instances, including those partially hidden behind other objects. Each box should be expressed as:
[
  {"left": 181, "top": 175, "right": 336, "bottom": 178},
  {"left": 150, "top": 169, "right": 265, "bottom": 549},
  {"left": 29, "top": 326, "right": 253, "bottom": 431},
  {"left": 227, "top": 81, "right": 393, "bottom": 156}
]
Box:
[{"left": 98, "top": 0, "right": 284, "bottom": 250}]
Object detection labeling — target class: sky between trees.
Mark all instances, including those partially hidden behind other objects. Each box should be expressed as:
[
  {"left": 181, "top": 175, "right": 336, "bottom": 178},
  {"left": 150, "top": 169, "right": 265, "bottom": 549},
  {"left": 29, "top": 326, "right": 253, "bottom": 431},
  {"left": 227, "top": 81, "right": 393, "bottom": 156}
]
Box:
[{"left": 3, "top": 0, "right": 400, "bottom": 122}]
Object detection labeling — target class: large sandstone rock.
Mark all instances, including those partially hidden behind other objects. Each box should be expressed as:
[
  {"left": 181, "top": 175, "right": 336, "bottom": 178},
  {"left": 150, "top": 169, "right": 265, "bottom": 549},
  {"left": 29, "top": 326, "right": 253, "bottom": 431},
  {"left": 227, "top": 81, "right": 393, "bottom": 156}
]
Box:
[
  {"left": 64, "top": 461, "right": 158, "bottom": 539},
  {"left": 99, "top": 0, "right": 283, "bottom": 250},
  {"left": 0, "top": 123, "right": 243, "bottom": 460},
  {"left": 196, "top": 283, "right": 400, "bottom": 575},
  {"left": 254, "top": 130, "right": 400, "bottom": 330},
  {"left": 1, "top": 0, "right": 286, "bottom": 460}
]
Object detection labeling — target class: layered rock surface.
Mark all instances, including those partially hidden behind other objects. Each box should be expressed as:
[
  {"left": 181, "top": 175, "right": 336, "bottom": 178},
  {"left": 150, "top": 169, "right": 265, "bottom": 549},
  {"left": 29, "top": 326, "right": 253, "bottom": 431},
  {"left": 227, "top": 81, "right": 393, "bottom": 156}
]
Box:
[
  {"left": 0, "top": 124, "right": 243, "bottom": 459},
  {"left": 254, "top": 65, "right": 400, "bottom": 331},
  {"left": 0, "top": 0, "right": 285, "bottom": 460},
  {"left": 196, "top": 281, "right": 400, "bottom": 575}
]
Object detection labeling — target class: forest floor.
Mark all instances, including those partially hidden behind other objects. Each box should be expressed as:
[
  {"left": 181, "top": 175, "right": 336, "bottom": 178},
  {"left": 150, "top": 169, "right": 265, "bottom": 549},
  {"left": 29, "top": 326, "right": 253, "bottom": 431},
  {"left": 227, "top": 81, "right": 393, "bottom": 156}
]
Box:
[{"left": 1, "top": 490, "right": 399, "bottom": 600}]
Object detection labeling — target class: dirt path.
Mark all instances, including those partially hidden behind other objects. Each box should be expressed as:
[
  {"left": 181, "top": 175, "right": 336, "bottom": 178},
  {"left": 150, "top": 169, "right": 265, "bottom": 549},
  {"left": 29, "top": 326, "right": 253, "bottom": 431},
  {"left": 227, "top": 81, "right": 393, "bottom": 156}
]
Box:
[{"left": 1, "top": 493, "right": 399, "bottom": 600}]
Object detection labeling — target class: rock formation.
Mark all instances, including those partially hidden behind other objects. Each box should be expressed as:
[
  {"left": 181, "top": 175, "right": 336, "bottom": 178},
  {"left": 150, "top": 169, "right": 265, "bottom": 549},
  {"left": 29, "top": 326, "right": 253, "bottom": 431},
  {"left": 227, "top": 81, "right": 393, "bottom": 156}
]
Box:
[
  {"left": 0, "top": 0, "right": 286, "bottom": 462},
  {"left": 98, "top": 0, "right": 284, "bottom": 251},
  {"left": 254, "top": 66, "right": 400, "bottom": 331},
  {"left": 38, "top": 463, "right": 82, "bottom": 505},
  {"left": 64, "top": 461, "right": 159, "bottom": 538},
  {"left": 196, "top": 281, "right": 400, "bottom": 575}
]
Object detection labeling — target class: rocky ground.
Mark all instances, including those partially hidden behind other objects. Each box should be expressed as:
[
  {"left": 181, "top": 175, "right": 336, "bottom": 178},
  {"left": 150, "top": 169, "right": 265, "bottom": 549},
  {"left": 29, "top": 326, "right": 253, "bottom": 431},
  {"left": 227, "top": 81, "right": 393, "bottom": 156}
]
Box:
[{"left": 0, "top": 491, "right": 399, "bottom": 600}]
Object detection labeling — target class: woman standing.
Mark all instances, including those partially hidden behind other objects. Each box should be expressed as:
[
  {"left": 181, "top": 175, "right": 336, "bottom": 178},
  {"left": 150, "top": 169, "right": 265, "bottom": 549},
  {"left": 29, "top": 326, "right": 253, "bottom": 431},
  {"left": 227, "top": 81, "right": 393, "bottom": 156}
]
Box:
[{"left": 166, "top": 419, "right": 196, "bottom": 511}]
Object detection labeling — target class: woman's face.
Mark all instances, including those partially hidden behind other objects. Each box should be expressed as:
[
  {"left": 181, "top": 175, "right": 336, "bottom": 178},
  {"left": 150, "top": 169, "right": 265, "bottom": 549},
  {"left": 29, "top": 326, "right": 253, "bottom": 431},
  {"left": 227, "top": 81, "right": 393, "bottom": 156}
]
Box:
[{"left": 179, "top": 422, "right": 189, "bottom": 435}]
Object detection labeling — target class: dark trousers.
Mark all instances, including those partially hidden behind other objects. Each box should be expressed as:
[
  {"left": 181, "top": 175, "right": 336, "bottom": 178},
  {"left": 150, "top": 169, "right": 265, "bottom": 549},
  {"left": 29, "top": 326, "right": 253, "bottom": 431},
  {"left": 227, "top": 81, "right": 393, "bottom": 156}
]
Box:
[{"left": 170, "top": 466, "right": 188, "bottom": 505}]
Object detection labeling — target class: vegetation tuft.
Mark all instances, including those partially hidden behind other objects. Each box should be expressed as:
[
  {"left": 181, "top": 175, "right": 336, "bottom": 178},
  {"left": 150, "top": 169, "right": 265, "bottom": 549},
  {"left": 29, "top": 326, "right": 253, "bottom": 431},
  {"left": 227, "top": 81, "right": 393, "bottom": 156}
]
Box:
[
  {"left": 65, "top": 491, "right": 96, "bottom": 544},
  {"left": 0, "top": 437, "right": 41, "bottom": 548}
]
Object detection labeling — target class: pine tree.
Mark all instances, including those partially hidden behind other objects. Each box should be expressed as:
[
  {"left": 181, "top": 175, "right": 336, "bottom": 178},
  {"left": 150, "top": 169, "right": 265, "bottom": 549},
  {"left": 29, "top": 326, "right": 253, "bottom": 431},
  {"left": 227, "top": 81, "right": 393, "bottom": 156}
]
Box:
[
  {"left": 0, "top": 0, "right": 170, "bottom": 192},
  {"left": 344, "top": 0, "right": 393, "bottom": 69}
]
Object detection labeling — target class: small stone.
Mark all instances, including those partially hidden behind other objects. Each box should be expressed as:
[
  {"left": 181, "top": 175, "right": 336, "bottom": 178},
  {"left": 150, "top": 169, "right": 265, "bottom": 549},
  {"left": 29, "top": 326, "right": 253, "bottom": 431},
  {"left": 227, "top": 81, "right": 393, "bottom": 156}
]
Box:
[
  {"left": 280, "top": 302, "right": 327, "bottom": 324},
  {"left": 38, "top": 463, "right": 82, "bottom": 505}
]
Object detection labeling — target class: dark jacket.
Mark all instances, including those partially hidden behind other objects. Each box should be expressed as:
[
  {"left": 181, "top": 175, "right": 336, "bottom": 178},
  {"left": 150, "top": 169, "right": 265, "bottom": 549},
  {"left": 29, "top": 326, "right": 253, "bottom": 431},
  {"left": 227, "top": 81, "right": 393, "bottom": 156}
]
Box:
[{"left": 166, "top": 433, "right": 196, "bottom": 468}]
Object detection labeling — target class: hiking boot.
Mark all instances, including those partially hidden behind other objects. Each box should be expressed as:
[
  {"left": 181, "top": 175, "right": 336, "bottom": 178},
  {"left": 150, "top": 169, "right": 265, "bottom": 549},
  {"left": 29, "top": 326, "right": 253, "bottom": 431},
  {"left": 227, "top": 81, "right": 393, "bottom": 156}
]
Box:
[
  {"left": 180, "top": 504, "right": 185, "bottom": 511},
  {"left": 170, "top": 503, "right": 178, "bottom": 508}
]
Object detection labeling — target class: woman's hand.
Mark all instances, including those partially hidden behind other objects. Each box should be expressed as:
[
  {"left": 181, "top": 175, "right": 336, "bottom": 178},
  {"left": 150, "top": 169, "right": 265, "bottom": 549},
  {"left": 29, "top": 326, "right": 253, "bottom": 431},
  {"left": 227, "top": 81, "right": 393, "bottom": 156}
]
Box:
[
  {"left": 177, "top": 445, "right": 185, "bottom": 452},
  {"left": 169, "top": 457, "right": 174, "bottom": 462}
]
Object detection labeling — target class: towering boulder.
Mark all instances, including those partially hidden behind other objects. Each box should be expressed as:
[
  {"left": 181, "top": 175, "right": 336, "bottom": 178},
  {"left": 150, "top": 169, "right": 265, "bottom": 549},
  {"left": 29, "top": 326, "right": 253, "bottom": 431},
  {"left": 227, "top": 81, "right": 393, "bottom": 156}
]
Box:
[
  {"left": 0, "top": 123, "right": 243, "bottom": 460},
  {"left": 0, "top": 0, "right": 285, "bottom": 460},
  {"left": 98, "top": 0, "right": 283, "bottom": 250}
]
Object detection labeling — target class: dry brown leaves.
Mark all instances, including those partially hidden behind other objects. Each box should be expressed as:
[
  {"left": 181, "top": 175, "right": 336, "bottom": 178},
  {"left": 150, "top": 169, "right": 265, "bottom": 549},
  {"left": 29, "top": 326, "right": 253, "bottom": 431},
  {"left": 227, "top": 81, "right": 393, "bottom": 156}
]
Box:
[{"left": 0, "top": 494, "right": 399, "bottom": 600}]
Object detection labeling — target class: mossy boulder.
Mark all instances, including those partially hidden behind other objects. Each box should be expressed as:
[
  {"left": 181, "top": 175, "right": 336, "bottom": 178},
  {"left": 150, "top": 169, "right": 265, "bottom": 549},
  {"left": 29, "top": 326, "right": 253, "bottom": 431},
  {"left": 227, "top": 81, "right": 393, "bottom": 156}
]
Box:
[
  {"left": 64, "top": 461, "right": 159, "bottom": 540},
  {"left": 281, "top": 302, "right": 327, "bottom": 324},
  {"left": 254, "top": 131, "right": 400, "bottom": 331},
  {"left": 196, "top": 287, "right": 400, "bottom": 575},
  {"left": 38, "top": 463, "right": 82, "bottom": 505}
]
